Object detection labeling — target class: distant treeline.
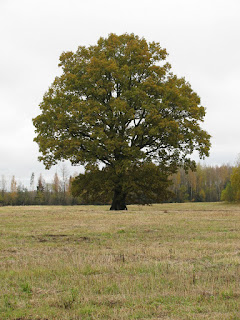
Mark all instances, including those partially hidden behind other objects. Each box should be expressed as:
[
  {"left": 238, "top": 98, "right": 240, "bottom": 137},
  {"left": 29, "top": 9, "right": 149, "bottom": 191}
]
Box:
[
  {"left": 169, "top": 164, "right": 232, "bottom": 203},
  {"left": 0, "top": 164, "right": 233, "bottom": 206},
  {"left": 221, "top": 161, "right": 240, "bottom": 202},
  {"left": 0, "top": 172, "right": 80, "bottom": 206}
]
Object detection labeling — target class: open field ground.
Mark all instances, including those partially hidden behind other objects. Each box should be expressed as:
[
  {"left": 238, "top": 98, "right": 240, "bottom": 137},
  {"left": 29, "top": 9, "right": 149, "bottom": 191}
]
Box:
[{"left": 1, "top": 203, "right": 240, "bottom": 319}]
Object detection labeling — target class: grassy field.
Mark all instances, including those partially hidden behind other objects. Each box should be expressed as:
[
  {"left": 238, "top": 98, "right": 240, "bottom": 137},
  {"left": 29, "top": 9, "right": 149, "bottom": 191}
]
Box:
[{"left": 1, "top": 203, "right": 240, "bottom": 319}]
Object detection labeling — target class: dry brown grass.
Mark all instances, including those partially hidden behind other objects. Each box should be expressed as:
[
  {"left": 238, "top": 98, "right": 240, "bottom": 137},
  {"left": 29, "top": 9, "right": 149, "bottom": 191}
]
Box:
[{"left": 1, "top": 203, "right": 240, "bottom": 319}]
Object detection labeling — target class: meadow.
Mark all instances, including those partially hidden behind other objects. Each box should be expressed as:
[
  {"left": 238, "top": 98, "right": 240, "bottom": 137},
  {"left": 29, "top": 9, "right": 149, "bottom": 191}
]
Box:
[{"left": 1, "top": 203, "right": 240, "bottom": 319}]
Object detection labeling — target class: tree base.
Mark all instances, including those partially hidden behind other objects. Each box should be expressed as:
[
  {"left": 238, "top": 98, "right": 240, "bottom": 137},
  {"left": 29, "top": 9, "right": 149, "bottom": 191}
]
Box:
[
  {"left": 110, "top": 190, "right": 127, "bottom": 210},
  {"left": 110, "top": 203, "right": 128, "bottom": 210}
]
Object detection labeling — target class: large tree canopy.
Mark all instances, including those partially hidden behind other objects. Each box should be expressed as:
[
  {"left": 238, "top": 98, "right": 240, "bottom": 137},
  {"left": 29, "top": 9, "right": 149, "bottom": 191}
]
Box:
[{"left": 33, "top": 33, "right": 211, "bottom": 210}]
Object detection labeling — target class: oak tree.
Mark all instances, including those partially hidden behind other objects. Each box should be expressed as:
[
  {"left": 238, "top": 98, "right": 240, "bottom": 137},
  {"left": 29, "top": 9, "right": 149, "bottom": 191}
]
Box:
[{"left": 33, "top": 33, "right": 211, "bottom": 210}]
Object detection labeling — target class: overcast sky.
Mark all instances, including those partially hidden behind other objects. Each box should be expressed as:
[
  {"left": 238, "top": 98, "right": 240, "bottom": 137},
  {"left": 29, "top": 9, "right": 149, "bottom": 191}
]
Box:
[{"left": 1, "top": 0, "right": 240, "bottom": 187}]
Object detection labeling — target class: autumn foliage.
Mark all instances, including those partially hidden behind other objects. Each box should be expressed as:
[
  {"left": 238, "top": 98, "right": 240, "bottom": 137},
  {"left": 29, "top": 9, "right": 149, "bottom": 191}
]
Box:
[{"left": 33, "top": 33, "right": 211, "bottom": 209}]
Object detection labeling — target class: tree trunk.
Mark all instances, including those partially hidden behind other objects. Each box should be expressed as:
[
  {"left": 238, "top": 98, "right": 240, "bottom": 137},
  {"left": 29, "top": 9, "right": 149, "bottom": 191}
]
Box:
[{"left": 110, "top": 187, "right": 127, "bottom": 210}]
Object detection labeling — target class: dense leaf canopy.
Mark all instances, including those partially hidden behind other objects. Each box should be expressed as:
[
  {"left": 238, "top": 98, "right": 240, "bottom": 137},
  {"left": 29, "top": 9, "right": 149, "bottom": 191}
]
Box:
[{"left": 33, "top": 33, "right": 211, "bottom": 208}]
